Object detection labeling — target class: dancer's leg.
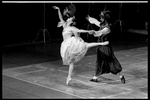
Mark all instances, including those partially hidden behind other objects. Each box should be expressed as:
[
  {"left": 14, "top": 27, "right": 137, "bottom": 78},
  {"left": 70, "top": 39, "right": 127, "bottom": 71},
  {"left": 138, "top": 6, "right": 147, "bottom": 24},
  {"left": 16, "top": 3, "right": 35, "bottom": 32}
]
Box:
[
  {"left": 86, "top": 41, "right": 109, "bottom": 49},
  {"left": 66, "top": 63, "right": 74, "bottom": 85},
  {"left": 90, "top": 48, "right": 100, "bottom": 82}
]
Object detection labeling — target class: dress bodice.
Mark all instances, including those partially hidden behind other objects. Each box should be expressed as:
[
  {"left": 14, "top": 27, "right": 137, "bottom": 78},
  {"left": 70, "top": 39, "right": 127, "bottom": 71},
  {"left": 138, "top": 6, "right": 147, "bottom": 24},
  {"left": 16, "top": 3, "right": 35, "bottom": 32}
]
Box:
[
  {"left": 63, "top": 31, "right": 73, "bottom": 40},
  {"left": 62, "top": 27, "right": 74, "bottom": 40},
  {"left": 98, "top": 34, "right": 108, "bottom": 42}
]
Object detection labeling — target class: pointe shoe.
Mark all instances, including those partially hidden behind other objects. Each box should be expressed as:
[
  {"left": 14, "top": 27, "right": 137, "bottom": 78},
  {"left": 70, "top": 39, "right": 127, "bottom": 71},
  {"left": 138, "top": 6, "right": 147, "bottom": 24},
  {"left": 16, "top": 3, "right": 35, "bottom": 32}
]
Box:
[
  {"left": 120, "top": 76, "right": 125, "bottom": 84},
  {"left": 66, "top": 77, "right": 71, "bottom": 85}
]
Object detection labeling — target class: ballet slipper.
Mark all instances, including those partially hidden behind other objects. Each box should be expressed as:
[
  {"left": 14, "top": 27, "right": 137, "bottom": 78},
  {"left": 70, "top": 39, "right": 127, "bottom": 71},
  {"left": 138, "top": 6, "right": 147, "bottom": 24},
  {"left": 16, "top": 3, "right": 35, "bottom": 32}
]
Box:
[{"left": 66, "top": 77, "right": 71, "bottom": 85}]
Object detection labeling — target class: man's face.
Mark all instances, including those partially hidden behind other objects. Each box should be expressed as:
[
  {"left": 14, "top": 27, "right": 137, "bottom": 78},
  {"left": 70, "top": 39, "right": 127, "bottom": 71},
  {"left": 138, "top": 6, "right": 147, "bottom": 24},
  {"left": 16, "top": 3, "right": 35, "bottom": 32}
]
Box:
[{"left": 100, "top": 16, "right": 104, "bottom": 22}]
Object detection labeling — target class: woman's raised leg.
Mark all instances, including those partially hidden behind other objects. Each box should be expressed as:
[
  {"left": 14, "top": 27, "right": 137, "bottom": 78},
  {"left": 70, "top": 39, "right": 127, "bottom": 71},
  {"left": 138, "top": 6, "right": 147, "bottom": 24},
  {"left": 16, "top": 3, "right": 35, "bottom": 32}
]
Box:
[{"left": 86, "top": 41, "right": 109, "bottom": 49}]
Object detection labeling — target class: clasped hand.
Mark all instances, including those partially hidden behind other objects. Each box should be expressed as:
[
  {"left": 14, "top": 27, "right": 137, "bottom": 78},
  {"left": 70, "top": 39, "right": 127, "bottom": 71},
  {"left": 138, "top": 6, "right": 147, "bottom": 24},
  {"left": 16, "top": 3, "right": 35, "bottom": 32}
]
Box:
[
  {"left": 89, "top": 30, "right": 102, "bottom": 37},
  {"left": 89, "top": 30, "right": 95, "bottom": 35}
]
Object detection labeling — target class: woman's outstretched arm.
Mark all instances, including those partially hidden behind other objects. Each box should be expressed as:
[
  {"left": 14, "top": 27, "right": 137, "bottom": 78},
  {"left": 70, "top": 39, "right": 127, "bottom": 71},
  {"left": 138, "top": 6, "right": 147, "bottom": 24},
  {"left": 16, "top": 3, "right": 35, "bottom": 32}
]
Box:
[
  {"left": 53, "top": 6, "right": 64, "bottom": 22},
  {"left": 78, "top": 29, "right": 91, "bottom": 33},
  {"left": 72, "top": 26, "right": 93, "bottom": 34}
]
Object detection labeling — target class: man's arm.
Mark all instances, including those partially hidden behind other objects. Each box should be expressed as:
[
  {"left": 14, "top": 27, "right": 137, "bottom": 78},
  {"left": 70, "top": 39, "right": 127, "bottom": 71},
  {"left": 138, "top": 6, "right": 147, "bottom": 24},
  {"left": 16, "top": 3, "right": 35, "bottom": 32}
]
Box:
[{"left": 94, "top": 27, "right": 110, "bottom": 37}]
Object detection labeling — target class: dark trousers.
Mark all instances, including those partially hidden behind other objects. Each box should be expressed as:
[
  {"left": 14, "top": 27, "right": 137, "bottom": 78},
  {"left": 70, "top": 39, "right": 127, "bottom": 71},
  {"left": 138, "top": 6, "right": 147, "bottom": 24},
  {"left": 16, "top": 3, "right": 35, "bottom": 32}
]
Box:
[{"left": 95, "top": 44, "right": 122, "bottom": 76}]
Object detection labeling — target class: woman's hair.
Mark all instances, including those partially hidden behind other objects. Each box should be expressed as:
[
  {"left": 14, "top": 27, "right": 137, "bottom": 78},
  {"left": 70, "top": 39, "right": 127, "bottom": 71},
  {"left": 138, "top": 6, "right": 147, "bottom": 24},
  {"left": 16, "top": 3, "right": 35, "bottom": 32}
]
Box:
[
  {"left": 63, "top": 6, "right": 76, "bottom": 26},
  {"left": 57, "top": 4, "right": 76, "bottom": 28},
  {"left": 63, "top": 4, "right": 76, "bottom": 21}
]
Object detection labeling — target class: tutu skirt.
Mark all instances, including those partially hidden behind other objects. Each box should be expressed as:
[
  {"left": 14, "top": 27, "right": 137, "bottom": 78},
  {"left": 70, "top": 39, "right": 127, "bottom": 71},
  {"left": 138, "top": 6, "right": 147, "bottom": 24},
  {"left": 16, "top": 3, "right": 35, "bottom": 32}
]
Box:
[{"left": 60, "top": 36, "right": 88, "bottom": 65}]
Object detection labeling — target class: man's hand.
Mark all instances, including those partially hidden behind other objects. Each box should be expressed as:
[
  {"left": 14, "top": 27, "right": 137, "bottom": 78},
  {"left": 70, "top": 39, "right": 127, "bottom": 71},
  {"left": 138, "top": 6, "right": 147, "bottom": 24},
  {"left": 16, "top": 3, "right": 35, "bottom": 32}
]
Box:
[{"left": 89, "top": 30, "right": 95, "bottom": 35}]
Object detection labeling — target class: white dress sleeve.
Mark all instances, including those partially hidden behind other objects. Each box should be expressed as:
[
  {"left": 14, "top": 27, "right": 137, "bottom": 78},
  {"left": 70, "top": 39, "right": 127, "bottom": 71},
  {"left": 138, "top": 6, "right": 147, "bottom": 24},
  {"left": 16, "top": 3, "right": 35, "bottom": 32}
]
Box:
[
  {"left": 87, "top": 16, "right": 100, "bottom": 27},
  {"left": 94, "top": 27, "right": 110, "bottom": 37}
]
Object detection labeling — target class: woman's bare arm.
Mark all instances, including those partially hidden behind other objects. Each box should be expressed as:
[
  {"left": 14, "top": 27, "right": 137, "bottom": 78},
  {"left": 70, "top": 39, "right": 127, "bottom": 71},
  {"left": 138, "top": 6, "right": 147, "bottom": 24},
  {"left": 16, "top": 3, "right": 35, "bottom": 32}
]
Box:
[
  {"left": 53, "top": 6, "right": 64, "bottom": 23},
  {"left": 71, "top": 26, "right": 93, "bottom": 34},
  {"left": 78, "top": 29, "right": 90, "bottom": 33}
]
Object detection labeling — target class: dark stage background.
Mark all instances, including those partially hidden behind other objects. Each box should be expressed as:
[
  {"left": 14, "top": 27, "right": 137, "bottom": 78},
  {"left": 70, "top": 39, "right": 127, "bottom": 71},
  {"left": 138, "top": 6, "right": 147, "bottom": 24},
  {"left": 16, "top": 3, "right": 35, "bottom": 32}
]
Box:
[{"left": 2, "top": 3, "right": 148, "bottom": 47}]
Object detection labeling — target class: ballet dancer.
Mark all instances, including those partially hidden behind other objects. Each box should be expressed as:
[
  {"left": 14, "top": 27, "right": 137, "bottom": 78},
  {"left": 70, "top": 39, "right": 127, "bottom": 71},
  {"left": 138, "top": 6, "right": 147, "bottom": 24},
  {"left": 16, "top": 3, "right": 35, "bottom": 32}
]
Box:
[
  {"left": 87, "top": 9, "right": 125, "bottom": 84},
  {"left": 53, "top": 6, "right": 109, "bottom": 85}
]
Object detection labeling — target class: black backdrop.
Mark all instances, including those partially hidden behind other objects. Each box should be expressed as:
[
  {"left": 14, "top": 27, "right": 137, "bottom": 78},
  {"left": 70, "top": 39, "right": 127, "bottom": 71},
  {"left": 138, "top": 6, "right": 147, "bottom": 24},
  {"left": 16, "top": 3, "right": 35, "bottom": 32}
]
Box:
[{"left": 2, "top": 3, "right": 148, "bottom": 46}]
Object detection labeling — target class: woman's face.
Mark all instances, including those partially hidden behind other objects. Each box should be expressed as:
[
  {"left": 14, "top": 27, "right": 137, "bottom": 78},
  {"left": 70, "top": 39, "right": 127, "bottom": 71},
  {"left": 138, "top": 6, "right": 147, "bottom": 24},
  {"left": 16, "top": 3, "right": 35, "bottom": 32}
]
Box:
[
  {"left": 67, "top": 18, "right": 73, "bottom": 25},
  {"left": 66, "top": 17, "right": 75, "bottom": 26}
]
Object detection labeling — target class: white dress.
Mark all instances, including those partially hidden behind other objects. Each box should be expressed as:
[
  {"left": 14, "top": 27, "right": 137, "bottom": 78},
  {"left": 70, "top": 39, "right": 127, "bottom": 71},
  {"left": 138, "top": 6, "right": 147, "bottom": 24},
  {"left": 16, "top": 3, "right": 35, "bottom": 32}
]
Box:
[{"left": 60, "top": 27, "right": 88, "bottom": 65}]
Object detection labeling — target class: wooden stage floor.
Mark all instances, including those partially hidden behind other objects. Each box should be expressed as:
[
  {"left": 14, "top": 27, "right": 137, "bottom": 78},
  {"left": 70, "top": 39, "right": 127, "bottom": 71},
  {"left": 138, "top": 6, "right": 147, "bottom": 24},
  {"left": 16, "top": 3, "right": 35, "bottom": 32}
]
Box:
[{"left": 2, "top": 46, "right": 147, "bottom": 99}]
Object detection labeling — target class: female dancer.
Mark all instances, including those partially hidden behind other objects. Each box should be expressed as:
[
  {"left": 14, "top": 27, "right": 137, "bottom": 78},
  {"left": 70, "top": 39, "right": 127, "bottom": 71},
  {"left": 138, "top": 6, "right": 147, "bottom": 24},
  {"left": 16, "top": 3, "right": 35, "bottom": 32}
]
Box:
[
  {"left": 53, "top": 6, "right": 109, "bottom": 85},
  {"left": 87, "top": 10, "right": 125, "bottom": 84}
]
